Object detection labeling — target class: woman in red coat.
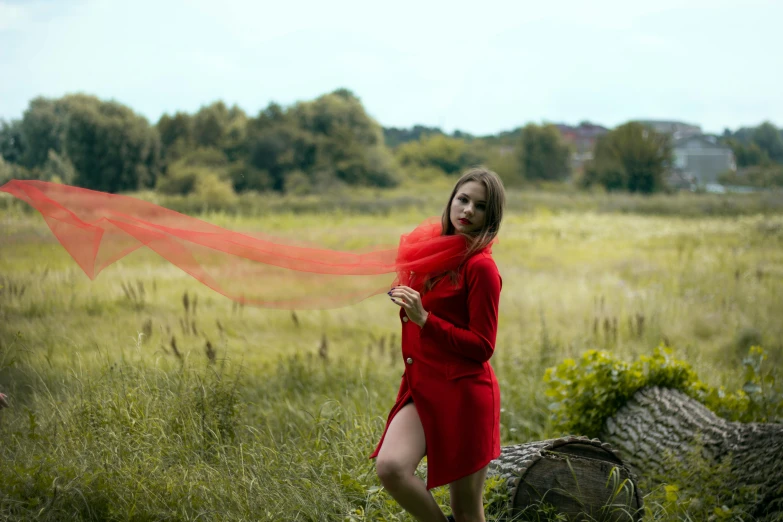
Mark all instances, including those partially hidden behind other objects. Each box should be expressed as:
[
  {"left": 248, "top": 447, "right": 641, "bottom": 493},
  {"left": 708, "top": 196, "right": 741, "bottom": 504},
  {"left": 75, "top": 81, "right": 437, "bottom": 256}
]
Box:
[{"left": 370, "top": 167, "right": 505, "bottom": 522}]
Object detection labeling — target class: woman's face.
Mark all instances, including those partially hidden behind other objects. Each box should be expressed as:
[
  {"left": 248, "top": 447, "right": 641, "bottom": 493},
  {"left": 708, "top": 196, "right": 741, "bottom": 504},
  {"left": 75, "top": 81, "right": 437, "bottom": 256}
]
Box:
[{"left": 450, "top": 181, "right": 487, "bottom": 235}]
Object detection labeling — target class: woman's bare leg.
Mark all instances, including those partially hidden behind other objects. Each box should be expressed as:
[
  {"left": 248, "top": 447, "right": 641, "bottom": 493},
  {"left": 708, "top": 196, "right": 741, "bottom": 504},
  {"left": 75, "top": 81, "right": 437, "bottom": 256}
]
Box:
[
  {"left": 448, "top": 464, "right": 489, "bottom": 522},
  {"left": 375, "top": 402, "right": 447, "bottom": 522}
]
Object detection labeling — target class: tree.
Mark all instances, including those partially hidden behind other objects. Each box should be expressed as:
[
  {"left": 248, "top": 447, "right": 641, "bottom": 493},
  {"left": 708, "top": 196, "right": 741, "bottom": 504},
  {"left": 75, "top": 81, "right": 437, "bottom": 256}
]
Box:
[
  {"left": 192, "top": 102, "right": 230, "bottom": 149},
  {"left": 157, "top": 112, "right": 193, "bottom": 163},
  {"left": 245, "top": 120, "right": 316, "bottom": 192},
  {"left": 8, "top": 89, "right": 403, "bottom": 195},
  {"left": 383, "top": 125, "right": 445, "bottom": 149},
  {"left": 516, "top": 124, "right": 571, "bottom": 181},
  {"left": 18, "top": 97, "right": 66, "bottom": 168},
  {"left": 60, "top": 95, "right": 161, "bottom": 192},
  {"left": 240, "top": 90, "right": 398, "bottom": 193},
  {"left": 190, "top": 102, "right": 247, "bottom": 162},
  {"left": 753, "top": 121, "right": 783, "bottom": 163},
  {"left": 396, "top": 134, "right": 477, "bottom": 176},
  {"left": 14, "top": 94, "right": 161, "bottom": 192},
  {"left": 0, "top": 119, "right": 25, "bottom": 164},
  {"left": 726, "top": 139, "right": 770, "bottom": 168},
  {"left": 582, "top": 122, "right": 671, "bottom": 193}
]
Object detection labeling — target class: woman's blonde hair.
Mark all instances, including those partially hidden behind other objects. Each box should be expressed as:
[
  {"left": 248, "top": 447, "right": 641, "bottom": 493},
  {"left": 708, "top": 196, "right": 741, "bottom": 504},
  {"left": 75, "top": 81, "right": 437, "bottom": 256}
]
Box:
[{"left": 421, "top": 166, "right": 506, "bottom": 294}]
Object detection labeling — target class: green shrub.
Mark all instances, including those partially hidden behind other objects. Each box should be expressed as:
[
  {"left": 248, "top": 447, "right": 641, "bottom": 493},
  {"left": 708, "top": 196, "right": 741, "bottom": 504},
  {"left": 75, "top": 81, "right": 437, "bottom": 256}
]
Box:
[{"left": 544, "top": 344, "right": 783, "bottom": 438}]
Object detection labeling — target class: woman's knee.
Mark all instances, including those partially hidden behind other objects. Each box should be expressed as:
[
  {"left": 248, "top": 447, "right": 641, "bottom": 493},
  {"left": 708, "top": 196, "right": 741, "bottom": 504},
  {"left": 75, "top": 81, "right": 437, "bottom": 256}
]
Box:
[{"left": 375, "top": 457, "right": 410, "bottom": 488}]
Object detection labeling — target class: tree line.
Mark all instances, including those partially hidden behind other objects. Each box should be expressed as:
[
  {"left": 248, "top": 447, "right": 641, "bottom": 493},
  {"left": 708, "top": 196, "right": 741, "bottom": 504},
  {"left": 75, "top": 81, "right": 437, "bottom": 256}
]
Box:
[
  {"left": 717, "top": 123, "right": 783, "bottom": 189},
  {"left": 1, "top": 90, "right": 781, "bottom": 196}
]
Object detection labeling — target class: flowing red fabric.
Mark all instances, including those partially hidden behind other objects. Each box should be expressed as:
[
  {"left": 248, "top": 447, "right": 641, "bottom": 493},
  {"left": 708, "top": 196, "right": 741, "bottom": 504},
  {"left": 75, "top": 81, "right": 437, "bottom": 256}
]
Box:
[{"left": 1, "top": 179, "right": 496, "bottom": 309}]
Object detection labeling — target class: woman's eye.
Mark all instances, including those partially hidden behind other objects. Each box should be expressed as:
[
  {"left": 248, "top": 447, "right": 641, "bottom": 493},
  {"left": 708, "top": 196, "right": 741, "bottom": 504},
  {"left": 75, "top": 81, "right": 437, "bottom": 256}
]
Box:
[{"left": 458, "top": 197, "right": 467, "bottom": 203}]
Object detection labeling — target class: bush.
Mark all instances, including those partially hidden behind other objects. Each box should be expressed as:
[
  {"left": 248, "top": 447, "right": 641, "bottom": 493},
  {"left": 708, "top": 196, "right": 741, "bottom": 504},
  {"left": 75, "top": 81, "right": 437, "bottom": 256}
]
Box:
[
  {"left": 396, "top": 134, "right": 480, "bottom": 175},
  {"left": 193, "top": 172, "right": 238, "bottom": 209},
  {"left": 156, "top": 164, "right": 206, "bottom": 195},
  {"left": 156, "top": 148, "right": 235, "bottom": 197},
  {"left": 283, "top": 169, "right": 313, "bottom": 195},
  {"left": 718, "top": 165, "right": 783, "bottom": 188},
  {"left": 544, "top": 344, "right": 783, "bottom": 438}
]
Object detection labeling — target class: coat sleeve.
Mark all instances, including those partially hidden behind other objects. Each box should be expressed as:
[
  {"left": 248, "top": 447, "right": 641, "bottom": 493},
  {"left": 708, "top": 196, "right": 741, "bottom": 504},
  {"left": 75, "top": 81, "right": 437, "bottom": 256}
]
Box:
[{"left": 418, "top": 257, "right": 502, "bottom": 363}]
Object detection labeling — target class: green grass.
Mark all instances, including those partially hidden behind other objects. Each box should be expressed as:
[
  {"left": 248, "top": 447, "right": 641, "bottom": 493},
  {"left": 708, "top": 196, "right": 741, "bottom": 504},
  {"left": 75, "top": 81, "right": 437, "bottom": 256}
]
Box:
[{"left": 1, "top": 182, "right": 782, "bottom": 520}]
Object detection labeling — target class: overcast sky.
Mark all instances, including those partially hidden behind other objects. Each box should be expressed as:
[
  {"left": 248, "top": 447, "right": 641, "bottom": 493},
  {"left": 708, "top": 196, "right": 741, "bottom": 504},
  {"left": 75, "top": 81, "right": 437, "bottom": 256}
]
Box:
[{"left": 1, "top": 0, "right": 780, "bottom": 135}]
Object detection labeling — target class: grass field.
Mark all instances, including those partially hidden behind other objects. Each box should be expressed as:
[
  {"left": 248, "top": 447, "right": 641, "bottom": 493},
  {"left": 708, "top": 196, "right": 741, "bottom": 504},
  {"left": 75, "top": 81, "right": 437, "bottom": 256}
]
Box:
[{"left": 1, "top": 184, "right": 782, "bottom": 520}]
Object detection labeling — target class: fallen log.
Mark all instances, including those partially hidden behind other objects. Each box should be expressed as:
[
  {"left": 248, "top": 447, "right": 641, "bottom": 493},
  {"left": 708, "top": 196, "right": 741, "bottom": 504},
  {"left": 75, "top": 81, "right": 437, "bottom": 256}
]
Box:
[
  {"left": 426, "top": 385, "right": 781, "bottom": 520},
  {"left": 601, "top": 386, "right": 783, "bottom": 520},
  {"left": 487, "top": 436, "right": 643, "bottom": 521}
]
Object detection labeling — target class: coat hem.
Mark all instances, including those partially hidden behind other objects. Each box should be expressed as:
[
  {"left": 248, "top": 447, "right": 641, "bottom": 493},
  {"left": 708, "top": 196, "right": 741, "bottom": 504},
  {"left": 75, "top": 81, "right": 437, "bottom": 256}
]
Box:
[{"left": 424, "top": 448, "right": 502, "bottom": 490}]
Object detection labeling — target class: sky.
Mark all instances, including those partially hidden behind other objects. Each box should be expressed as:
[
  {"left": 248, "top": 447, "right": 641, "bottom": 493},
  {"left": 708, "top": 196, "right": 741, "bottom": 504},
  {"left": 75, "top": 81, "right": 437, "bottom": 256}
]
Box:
[{"left": 0, "top": 0, "right": 780, "bottom": 136}]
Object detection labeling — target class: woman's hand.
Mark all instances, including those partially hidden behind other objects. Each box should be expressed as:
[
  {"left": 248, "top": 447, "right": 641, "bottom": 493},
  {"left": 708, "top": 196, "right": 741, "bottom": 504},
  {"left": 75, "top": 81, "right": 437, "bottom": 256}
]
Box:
[{"left": 388, "top": 286, "right": 429, "bottom": 327}]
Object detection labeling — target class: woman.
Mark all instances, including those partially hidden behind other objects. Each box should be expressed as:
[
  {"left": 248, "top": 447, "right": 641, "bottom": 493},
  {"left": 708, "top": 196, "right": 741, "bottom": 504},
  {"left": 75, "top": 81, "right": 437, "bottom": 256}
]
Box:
[{"left": 371, "top": 167, "right": 505, "bottom": 522}]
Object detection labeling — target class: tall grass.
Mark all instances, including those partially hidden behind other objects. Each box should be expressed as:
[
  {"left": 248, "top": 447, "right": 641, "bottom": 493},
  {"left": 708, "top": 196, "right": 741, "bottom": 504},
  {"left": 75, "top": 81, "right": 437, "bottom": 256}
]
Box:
[{"left": 1, "top": 182, "right": 782, "bottom": 520}]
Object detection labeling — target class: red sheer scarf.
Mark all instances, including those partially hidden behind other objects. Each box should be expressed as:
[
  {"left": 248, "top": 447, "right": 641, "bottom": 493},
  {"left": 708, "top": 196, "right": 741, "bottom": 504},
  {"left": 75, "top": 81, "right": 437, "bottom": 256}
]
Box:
[{"left": 1, "top": 180, "right": 496, "bottom": 309}]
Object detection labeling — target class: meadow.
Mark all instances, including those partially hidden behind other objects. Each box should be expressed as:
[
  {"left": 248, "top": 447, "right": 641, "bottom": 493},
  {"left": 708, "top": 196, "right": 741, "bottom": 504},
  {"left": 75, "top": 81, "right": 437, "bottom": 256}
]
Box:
[{"left": 1, "top": 183, "right": 782, "bottom": 521}]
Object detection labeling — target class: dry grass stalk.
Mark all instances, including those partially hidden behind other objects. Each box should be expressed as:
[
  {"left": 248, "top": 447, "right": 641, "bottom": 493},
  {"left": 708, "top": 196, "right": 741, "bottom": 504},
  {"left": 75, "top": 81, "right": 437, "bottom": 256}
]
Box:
[
  {"left": 142, "top": 318, "right": 153, "bottom": 342},
  {"left": 205, "top": 340, "right": 216, "bottom": 364},
  {"left": 378, "top": 335, "right": 386, "bottom": 357},
  {"left": 319, "top": 334, "right": 328, "bottom": 361},
  {"left": 612, "top": 317, "right": 618, "bottom": 340},
  {"left": 231, "top": 297, "right": 245, "bottom": 315},
  {"left": 630, "top": 313, "right": 645, "bottom": 338},
  {"left": 170, "top": 335, "right": 182, "bottom": 361},
  {"left": 120, "top": 280, "right": 144, "bottom": 308}
]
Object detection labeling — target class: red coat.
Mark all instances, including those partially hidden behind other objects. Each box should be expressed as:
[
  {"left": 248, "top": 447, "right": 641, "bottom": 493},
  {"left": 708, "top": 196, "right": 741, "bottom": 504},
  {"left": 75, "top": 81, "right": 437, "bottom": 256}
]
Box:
[{"left": 369, "top": 251, "right": 502, "bottom": 490}]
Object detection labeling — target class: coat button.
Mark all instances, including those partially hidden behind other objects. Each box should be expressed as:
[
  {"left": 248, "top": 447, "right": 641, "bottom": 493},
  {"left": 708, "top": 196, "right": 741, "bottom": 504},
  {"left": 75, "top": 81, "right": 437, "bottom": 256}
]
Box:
[
  {"left": 402, "top": 316, "right": 409, "bottom": 323},
  {"left": 406, "top": 357, "right": 413, "bottom": 365}
]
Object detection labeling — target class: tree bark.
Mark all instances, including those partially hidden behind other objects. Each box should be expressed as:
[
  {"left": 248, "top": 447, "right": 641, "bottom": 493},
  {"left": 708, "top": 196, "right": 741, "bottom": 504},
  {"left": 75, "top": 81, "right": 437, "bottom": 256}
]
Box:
[
  {"left": 487, "top": 436, "right": 643, "bottom": 521},
  {"left": 601, "top": 386, "right": 783, "bottom": 520}
]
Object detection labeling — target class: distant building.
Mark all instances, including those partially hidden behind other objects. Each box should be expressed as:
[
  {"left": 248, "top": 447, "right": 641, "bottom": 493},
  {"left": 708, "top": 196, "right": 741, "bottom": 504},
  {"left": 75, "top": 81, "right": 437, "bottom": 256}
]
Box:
[
  {"left": 554, "top": 122, "right": 609, "bottom": 170},
  {"left": 671, "top": 135, "right": 736, "bottom": 187},
  {"left": 637, "top": 120, "right": 702, "bottom": 139}
]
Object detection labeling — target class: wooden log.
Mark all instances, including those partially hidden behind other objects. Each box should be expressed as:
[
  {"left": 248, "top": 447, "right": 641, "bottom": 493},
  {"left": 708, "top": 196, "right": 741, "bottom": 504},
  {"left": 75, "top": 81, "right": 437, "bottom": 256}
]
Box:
[
  {"left": 601, "top": 386, "right": 783, "bottom": 520},
  {"left": 487, "top": 436, "right": 643, "bottom": 521}
]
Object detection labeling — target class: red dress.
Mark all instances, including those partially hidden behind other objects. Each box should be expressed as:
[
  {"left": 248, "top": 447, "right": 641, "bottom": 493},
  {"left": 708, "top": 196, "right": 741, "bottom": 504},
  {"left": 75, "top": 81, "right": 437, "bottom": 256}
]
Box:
[{"left": 369, "top": 251, "right": 503, "bottom": 490}]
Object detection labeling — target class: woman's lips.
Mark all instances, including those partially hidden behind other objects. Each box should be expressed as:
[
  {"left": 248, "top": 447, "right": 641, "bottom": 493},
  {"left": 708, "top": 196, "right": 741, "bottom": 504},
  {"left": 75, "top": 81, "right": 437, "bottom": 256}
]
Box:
[{"left": 459, "top": 218, "right": 471, "bottom": 224}]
